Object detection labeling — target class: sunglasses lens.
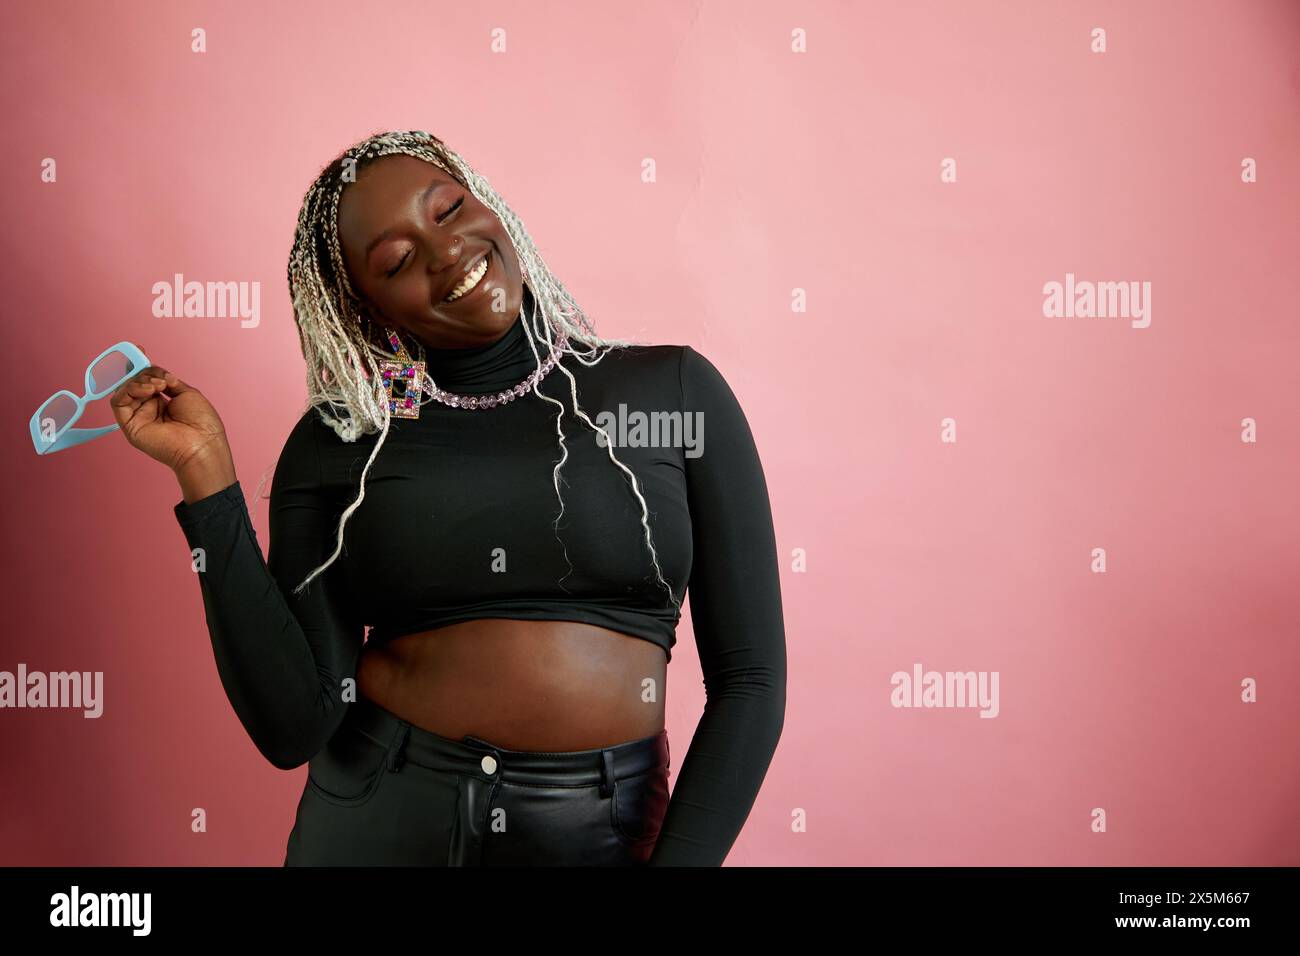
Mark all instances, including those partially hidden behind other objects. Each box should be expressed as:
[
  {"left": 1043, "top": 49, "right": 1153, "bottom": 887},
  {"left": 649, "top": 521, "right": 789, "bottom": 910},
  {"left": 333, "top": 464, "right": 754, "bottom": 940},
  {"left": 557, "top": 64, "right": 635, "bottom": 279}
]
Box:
[
  {"left": 36, "top": 393, "right": 78, "bottom": 443},
  {"left": 89, "top": 348, "right": 142, "bottom": 394}
]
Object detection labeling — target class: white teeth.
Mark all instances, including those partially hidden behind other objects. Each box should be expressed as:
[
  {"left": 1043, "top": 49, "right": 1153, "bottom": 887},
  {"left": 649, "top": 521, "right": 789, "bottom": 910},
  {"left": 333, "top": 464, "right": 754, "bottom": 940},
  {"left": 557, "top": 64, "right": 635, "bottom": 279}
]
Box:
[{"left": 443, "top": 254, "right": 489, "bottom": 303}]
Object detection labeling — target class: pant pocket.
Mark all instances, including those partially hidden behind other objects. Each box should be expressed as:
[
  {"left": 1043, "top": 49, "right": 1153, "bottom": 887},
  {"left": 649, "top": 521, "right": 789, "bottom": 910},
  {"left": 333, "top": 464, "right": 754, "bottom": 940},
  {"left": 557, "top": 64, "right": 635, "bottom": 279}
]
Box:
[
  {"left": 306, "top": 715, "right": 394, "bottom": 809},
  {"left": 609, "top": 765, "right": 670, "bottom": 847}
]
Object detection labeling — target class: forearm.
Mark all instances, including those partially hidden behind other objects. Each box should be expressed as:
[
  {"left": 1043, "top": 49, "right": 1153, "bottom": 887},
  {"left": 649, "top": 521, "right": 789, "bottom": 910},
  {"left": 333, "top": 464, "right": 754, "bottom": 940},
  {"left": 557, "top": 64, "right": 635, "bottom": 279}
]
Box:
[{"left": 648, "top": 671, "right": 785, "bottom": 866}]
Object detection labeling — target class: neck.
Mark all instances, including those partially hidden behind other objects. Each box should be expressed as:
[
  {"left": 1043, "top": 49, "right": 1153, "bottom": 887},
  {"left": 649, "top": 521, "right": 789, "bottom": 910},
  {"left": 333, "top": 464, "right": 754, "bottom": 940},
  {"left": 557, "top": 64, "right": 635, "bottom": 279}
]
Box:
[{"left": 419, "top": 284, "right": 550, "bottom": 394}]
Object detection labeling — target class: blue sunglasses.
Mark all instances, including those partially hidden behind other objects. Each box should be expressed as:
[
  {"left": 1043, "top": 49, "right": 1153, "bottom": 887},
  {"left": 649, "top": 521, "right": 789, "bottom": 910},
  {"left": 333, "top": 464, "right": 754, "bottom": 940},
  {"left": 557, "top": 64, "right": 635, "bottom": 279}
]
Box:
[{"left": 30, "top": 341, "right": 152, "bottom": 455}]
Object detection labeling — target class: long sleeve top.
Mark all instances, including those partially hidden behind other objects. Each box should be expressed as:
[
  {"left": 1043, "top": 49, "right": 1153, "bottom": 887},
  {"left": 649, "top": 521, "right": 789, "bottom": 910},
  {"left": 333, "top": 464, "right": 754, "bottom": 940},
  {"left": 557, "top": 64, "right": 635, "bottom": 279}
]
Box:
[{"left": 173, "top": 298, "right": 786, "bottom": 866}]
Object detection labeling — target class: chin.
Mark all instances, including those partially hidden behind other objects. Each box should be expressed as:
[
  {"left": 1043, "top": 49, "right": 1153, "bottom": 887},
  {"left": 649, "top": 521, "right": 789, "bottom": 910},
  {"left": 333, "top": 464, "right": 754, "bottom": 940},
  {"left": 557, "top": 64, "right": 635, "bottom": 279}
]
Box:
[{"left": 451, "top": 297, "right": 515, "bottom": 331}]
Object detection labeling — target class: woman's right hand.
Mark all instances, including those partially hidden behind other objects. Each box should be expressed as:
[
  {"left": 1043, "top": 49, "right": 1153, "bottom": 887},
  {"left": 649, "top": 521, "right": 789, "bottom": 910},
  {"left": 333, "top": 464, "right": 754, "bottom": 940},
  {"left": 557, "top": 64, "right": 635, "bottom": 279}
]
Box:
[{"left": 110, "top": 365, "right": 233, "bottom": 479}]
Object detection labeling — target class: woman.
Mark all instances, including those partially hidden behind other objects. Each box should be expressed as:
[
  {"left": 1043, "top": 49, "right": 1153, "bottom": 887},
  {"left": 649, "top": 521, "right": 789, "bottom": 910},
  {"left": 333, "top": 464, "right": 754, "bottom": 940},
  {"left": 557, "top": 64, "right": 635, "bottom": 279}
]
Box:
[{"left": 112, "top": 129, "right": 786, "bottom": 866}]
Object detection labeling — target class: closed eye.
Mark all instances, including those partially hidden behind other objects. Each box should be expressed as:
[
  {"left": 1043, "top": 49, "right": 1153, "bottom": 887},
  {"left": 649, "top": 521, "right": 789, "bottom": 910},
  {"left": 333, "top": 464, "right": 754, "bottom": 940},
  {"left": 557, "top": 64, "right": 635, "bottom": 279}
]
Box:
[
  {"left": 385, "top": 195, "right": 466, "bottom": 278},
  {"left": 438, "top": 195, "right": 464, "bottom": 223}
]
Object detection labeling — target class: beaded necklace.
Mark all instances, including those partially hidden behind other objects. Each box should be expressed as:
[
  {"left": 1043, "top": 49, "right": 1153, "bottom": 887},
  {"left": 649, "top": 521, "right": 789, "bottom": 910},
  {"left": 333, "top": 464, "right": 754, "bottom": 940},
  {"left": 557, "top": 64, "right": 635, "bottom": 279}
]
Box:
[{"left": 379, "top": 327, "right": 567, "bottom": 418}]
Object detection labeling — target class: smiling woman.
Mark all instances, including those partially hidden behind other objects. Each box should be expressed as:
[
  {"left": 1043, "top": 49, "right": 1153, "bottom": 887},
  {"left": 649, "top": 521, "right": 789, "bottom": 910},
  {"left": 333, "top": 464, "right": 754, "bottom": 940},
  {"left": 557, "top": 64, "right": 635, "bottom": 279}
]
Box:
[
  {"left": 338, "top": 157, "right": 525, "bottom": 342},
  {"left": 118, "top": 129, "right": 786, "bottom": 866}
]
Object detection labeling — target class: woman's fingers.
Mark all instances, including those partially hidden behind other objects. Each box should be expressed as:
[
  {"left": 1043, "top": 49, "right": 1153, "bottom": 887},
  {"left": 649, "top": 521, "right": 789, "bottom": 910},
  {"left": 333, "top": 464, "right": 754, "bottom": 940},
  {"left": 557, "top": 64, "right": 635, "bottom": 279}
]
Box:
[
  {"left": 115, "top": 368, "right": 161, "bottom": 397},
  {"left": 158, "top": 372, "right": 191, "bottom": 397},
  {"left": 111, "top": 376, "right": 143, "bottom": 420},
  {"left": 132, "top": 365, "right": 190, "bottom": 397},
  {"left": 111, "top": 378, "right": 163, "bottom": 424},
  {"left": 110, "top": 363, "right": 193, "bottom": 431}
]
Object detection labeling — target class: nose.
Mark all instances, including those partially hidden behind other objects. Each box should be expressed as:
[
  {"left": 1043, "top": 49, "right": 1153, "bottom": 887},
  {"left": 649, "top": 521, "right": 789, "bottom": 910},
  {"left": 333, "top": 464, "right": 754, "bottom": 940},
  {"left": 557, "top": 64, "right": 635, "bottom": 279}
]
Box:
[{"left": 427, "top": 234, "right": 466, "bottom": 274}]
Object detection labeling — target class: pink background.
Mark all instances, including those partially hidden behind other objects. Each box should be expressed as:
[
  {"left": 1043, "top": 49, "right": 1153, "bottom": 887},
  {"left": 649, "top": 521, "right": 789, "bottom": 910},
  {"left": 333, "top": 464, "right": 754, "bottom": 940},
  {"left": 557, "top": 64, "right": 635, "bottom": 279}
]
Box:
[{"left": 2, "top": 0, "right": 1298, "bottom": 865}]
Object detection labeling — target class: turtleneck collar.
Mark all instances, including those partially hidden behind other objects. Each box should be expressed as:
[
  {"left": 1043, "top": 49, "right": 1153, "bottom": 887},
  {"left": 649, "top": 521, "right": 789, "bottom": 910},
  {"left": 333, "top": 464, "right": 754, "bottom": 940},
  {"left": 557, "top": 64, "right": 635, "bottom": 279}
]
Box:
[{"left": 420, "top": 284, "right": 544, "bottom": 393}]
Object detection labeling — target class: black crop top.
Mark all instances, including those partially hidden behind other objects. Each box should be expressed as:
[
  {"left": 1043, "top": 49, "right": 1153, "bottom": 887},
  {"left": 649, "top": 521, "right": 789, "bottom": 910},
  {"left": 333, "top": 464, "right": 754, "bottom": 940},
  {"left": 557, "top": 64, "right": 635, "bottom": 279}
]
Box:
[{"left": 172, "top": 299, "right": 787, "bottom": 866}]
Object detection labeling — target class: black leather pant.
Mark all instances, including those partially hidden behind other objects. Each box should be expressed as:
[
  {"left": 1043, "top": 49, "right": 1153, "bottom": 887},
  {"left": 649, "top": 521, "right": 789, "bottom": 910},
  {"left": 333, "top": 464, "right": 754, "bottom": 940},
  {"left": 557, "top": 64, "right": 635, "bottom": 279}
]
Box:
[{"left": 284, "top": 694, "right": 671, "bottom": 865}]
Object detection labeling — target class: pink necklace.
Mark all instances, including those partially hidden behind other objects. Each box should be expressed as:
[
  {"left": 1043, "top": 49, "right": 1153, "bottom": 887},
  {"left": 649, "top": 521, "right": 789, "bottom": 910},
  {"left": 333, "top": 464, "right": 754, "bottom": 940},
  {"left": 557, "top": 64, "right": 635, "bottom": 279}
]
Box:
[{"left": 380, "top": 328, "right": 568, "bottom": 418}]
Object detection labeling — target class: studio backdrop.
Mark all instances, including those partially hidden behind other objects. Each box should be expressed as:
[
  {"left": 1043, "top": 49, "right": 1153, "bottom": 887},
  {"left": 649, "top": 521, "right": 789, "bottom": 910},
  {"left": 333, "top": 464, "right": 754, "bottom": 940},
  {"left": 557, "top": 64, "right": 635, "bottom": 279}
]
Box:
[{"left": 2, "top": 0, "right": 1298, "bottom": 866}]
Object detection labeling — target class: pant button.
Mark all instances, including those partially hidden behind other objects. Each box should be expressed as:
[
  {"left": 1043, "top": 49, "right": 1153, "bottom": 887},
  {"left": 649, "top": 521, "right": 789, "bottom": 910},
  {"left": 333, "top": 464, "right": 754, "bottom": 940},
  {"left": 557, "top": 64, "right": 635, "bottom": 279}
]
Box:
[{"left": 480, "top": 755, "right": 498, "bottom": 775}]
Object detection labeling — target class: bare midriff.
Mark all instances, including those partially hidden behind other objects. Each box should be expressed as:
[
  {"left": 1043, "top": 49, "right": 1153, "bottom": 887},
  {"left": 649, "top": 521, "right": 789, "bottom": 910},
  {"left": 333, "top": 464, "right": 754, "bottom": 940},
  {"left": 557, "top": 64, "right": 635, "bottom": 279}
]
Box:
[{"left": 355, "top": 619, "right": 668, "bottom": 752}]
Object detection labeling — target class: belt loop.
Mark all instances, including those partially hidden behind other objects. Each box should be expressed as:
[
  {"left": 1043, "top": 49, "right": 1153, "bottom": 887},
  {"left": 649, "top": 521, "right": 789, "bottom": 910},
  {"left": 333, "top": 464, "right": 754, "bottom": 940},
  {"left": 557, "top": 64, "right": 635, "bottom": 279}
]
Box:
[
  {"left": 388, "top": 723, "right": 410, "bottom": 773},
  {"left": 599, "top": 749, "right": 615, "bottom": 798}
]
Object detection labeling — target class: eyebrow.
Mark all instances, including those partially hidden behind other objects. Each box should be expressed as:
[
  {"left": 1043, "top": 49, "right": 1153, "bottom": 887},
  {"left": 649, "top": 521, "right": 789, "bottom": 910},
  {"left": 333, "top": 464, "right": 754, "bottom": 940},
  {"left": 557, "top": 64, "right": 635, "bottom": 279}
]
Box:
[{"left": 363, "top": 179, "right": 447, "bottom": 259}]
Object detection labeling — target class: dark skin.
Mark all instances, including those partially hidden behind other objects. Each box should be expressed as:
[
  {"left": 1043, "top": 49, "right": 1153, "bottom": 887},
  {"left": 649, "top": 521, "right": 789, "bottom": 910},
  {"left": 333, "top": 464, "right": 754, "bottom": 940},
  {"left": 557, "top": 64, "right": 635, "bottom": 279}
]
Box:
[{"left": 112, "top": 154, "right": 666, "bottom": 751}]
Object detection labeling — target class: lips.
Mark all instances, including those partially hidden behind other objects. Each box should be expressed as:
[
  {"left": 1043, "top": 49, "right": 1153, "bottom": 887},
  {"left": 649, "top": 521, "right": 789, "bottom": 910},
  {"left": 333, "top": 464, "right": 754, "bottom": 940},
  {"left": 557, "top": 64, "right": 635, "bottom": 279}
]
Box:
[{"left": 441, "top": 249, "right": 491, "bottom": 305}]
